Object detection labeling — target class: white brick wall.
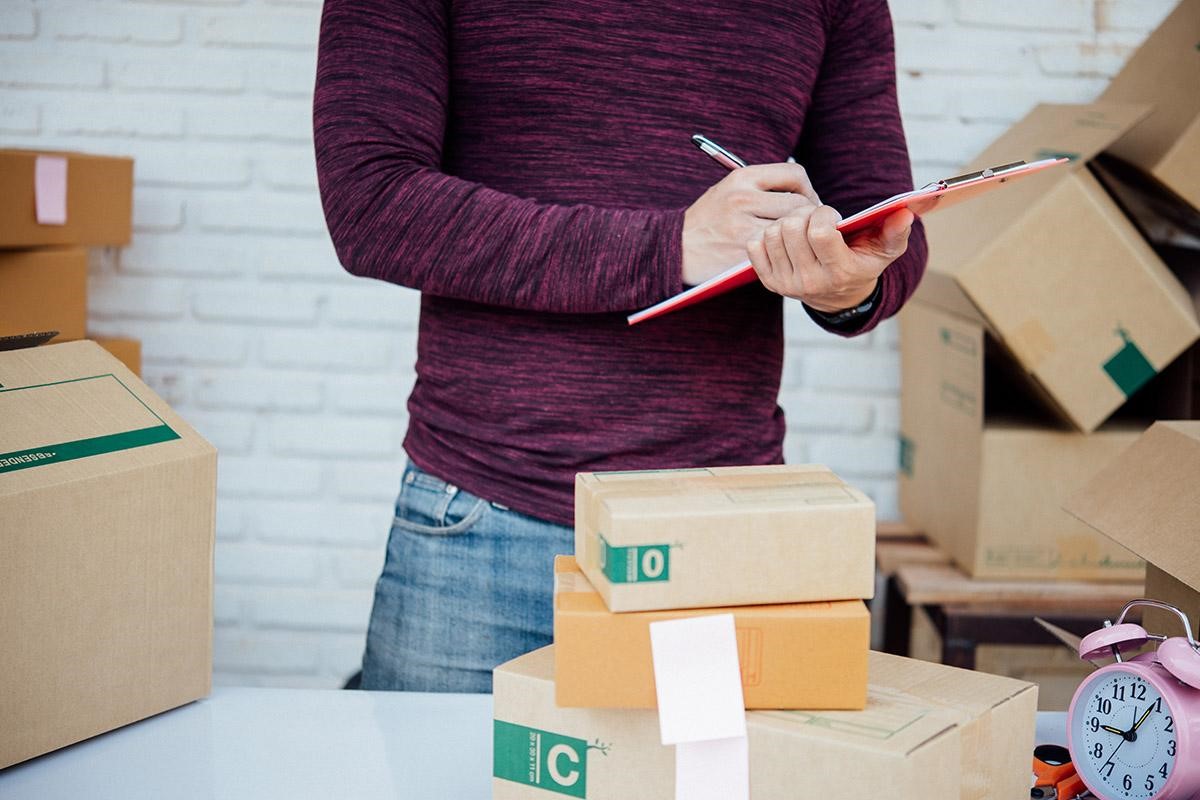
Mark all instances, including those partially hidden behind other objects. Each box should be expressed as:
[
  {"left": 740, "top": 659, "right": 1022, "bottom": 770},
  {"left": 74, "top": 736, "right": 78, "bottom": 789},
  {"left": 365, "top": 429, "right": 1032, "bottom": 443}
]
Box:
[{"left": 0, "top": 0, "right": 1174, "bottom": 687}]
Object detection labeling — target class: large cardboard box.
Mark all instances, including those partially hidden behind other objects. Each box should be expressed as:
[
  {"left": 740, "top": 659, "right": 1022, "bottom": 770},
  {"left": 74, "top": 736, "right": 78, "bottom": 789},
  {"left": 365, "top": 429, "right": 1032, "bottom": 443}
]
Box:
[
  {"left": 0, "top": 149, "right": 133, "bottom": 248},
  {"left": 0, "top": 341, "right": 216, "bottom": 769},
  {"left": 553, "top": 556, "right": 869, "bottom": 710},
  {"left": 0, "top": 248, "right": 88, "bottom": 342},
  {"left": 493, "top": 646, "right": 1036, "bottom": 800},
  {"left": 1099, "top": 0, "right": 1200, "bottom": 214},
  {"left": 574, "top": 465, "right": 875, "bottom": 612},
  {"left": 899, "top": 300, "right": 1146, "bottom": 581},
  {"left": 1065, "top": 421, "right": 1200, "bottom": 634},
  {"left": 919, "top": 103, "right": 1199, "bottom": 433}
]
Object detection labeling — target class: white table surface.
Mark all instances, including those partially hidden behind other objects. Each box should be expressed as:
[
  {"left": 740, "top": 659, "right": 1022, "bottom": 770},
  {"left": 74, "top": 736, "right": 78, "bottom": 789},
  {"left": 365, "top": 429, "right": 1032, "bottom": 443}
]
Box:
[{"left": 0, "top": 687, "right": 1069, "bottom": 799}]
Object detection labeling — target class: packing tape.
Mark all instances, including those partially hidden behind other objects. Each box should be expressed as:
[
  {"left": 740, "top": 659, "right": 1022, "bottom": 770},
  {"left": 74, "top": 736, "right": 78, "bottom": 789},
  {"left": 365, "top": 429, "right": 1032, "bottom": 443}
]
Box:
[
  {"left": 649, "top": 614, "right": 749, "bottom": 800},
  {"left": 35, "top": 155, "right": 68, "bottom": 226}
]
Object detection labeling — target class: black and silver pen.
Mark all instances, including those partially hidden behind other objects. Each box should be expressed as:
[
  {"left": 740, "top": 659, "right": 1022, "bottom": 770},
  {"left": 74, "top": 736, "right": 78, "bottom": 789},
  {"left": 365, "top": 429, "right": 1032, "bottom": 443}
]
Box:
[{"left": 691, "top": 134, "right": 748, "bottom": 171}]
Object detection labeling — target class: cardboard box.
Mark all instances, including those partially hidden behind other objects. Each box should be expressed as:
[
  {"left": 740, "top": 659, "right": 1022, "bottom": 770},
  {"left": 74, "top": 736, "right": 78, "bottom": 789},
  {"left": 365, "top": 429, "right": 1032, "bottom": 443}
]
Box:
[
  {"left": 0, "top": 149, "right": 133, "bottom": 248},
  {"left": 0, "top": 248, "right": 88, "bottom": 342},
  {"left": 918, "top": 103, "right": 1200, "bottom": 433},
  {"left": 1065, "top": 421, "right": 1200, "bottom": 634},
  {"left": 493, "top": 646, "right": 1037, "bottom": 800},
  {"left": 574, "top": 465, "right": 875, "bottom": 613},
  {"left": 91, "top": 336, "right": 142, "bottom": 377},
  {"left": 0, "top": 340, "right": 216, "bottom": 769},
  {"left": 899, "top": 300, "right": 1146, "bottom": 581},
  {"left": 1099, "top": 0, "right": 1200, "bottom": 214},
  {"left": 553, "top": 555, "right": 869, "bottom": 710}
]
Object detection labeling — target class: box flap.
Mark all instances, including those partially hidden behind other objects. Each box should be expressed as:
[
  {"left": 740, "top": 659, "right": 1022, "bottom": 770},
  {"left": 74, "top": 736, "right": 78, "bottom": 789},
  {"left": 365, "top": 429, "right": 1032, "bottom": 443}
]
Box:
[
  {"left": 0, "top": 341, "right": 214, "bottom": 497},
  {"left": 1064, "top": 421, "right": 1200, "bottom": 590},
  {"left": 1100, "top": 0, "right": 1200, "bottom": 175}
]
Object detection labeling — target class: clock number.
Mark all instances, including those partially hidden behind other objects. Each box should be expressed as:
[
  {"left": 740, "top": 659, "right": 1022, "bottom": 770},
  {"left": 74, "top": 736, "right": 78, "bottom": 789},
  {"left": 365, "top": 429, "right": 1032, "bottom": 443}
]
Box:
[
  {"left": 1089, "top": 717, "right": 1100, "bottom": 733},
  {"left": 1112, "top": 684, "right": 1127, "bottom": 702},
  {"left": 1093, "top": 742, "right": 1104, "bottom": 760},
  {"left": 1167, "top": 740, "right": 1176, "bottom": 757},
  {"left": 1102, "top": 762, "right": 1115, "bottom": 779},
  {"left": 1123, "top": 774, "right": 1132, "bottom": 791},
  {"left": 1132, "top": 683, "right": 1147, "bottom": 701},
  {"left": 1145, "top": 775, "right": 1155, "bottom": 792},
  {"left": 1152, "top": 697, "right": 1162, "bottom": 714},
  {"left": 1099, "top": 698, "right": 1113, "bottom": 715},
  {"left": 1164, "top": 716, "right": 1174, "bottom": 733},
  {"left": 1160, "top": 764, "right": 1169, "bottom": 779}
]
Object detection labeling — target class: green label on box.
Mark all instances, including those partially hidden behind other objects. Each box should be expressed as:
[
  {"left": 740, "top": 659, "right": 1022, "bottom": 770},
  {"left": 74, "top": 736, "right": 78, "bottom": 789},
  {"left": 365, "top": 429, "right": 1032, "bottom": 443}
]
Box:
[
  {"left": 599, "top": 535, "right": 670, "bottom": 584},
  {"left": 0, "top": 424, "right": 179, "bottom": 474},
  {"left": 494, "top": 721, "right": 591, "bottom": 797},
  {"left": 1102, "top": 328, "right": 1156, "bottom": 398},
  {"left": 898, "top": 435, "right": 914, "bottom": 477}
]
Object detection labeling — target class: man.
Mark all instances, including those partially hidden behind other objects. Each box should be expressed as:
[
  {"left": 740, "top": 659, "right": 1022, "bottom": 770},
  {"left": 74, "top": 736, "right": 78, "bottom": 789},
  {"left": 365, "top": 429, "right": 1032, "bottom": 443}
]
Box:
[{"left": 314, "top": 0, "right": 926, "bottom": 692}]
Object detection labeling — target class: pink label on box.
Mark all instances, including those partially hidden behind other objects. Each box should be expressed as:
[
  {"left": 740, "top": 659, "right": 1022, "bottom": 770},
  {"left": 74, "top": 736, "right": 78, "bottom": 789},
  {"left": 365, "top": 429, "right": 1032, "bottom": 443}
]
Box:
[{"left": 35, "top": 155, "right": 68, "bottom": 225}]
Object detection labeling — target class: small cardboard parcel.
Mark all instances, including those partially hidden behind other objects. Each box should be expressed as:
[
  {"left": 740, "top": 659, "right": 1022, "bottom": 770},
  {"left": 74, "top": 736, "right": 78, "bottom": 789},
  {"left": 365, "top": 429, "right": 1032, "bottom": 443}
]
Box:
[
  {"left": 0, "top": 340, "right": 216, "bottom": 769},
  {"left": 574, "top": 465, "right": 875, "bottom": 613},
  {"left": 493, "top": 645, "right": 1037, "bottom": 800}
]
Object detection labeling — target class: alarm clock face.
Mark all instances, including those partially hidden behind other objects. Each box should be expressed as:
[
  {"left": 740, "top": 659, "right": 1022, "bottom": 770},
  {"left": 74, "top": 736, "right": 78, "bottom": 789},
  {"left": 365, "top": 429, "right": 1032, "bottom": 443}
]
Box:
[{"left": 1072, "top": 670, "right": 1178, "bottom": 799}]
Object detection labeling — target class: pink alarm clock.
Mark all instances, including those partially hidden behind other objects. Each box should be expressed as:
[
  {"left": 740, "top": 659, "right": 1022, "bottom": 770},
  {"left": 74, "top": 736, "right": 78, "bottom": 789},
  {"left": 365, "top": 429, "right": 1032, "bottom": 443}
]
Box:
[{"left": 1067, "top": 600, "right": 1200, "bottom": 800}]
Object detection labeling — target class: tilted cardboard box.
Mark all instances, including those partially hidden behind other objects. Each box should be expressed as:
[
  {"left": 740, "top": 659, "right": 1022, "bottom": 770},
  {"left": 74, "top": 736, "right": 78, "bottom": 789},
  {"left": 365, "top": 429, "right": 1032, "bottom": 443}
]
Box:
[
  {"left": 899, "top": 300, "right": 1146, "bottom": 581},
  {"left": 0, "top": 341, "right": 216, "bottom": 769},
  {"left": 919, "top": 103, "right": 1199, "bottom": 434},
  {"left": 493, "top": 646, "right": 1037, "bottom": 800},
  {"left": 553, "top": 556, "right": 869, "bottom": 710},
  {"left": 1099, "top": 0, "right": 1200, "bottom": 214},
  {"left": 1065, "top": 421, "right": 1200, "bottom": 633},
  {"left": 0, "top": 149, "right": 133, "bottom": 248},
  {"left": 574, "top": 465, "right": 875, "bottom": 613},
  {"left": 0, "top": 248, "right": 88, "bottom": 342}
]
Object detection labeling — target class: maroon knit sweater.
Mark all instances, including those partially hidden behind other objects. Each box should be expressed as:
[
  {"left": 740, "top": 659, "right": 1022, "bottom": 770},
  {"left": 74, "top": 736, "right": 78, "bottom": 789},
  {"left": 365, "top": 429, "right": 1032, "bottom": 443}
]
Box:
[{"left": 314, "top": 0, "right": 927, "bottom": 526}]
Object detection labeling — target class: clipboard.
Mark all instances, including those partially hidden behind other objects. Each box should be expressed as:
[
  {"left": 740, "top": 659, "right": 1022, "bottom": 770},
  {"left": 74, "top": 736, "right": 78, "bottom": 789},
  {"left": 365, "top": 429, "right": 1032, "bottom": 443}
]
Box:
[{"left": 627, "top": 157, "right": 1068, "bottom": 326}]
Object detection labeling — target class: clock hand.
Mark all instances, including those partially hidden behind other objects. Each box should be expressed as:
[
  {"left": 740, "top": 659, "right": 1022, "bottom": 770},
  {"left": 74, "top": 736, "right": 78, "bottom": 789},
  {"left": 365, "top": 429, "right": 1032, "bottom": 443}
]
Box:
[
  {"left": 1100, "top": 725, "right": 1126, "bottom": 736},
  {"left": 1132, "top": 705, "right": 1154, "bottom": 733}
]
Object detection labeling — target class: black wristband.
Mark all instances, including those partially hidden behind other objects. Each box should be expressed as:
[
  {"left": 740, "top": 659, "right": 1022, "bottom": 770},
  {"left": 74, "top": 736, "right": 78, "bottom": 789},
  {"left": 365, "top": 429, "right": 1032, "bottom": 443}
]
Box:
[{"left": 804, "top": 280, "right": 882, "bottom": 329}]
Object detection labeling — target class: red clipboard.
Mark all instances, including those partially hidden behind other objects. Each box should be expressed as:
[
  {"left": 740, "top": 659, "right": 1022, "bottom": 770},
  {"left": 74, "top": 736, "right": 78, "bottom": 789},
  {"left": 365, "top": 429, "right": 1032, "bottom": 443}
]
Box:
[{"left": 627, "top": 157, "right": 1068, "bottom": 325}]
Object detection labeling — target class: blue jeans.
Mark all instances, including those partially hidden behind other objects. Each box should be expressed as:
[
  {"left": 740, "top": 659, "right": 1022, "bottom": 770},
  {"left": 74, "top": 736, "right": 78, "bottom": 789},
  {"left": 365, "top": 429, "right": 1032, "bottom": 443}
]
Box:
[{"left": 360, "top": 461, "right": 573, "bottom": 692}]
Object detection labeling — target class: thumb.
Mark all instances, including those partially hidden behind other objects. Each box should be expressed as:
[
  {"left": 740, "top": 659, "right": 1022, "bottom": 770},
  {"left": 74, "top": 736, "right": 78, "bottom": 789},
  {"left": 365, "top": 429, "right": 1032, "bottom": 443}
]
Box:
[{"left": 877, "top": 209, "right": 914, "bottom": 257}]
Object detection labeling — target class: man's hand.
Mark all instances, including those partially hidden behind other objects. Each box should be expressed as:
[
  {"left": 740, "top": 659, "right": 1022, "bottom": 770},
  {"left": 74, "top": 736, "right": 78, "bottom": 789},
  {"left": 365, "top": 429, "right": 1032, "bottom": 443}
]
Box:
[
  {"left": 682, "top": 163, "right": 821, "bottom": 286},
  {"left": 746, "top": 204, "right": 914, "bottom": 313}
]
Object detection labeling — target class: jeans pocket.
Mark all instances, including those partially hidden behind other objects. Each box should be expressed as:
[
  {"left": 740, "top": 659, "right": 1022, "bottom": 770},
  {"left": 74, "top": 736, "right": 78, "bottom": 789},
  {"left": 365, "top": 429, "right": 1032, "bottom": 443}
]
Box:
[{"left": 392, "top": 464, "right": 489, "bottom": 537}]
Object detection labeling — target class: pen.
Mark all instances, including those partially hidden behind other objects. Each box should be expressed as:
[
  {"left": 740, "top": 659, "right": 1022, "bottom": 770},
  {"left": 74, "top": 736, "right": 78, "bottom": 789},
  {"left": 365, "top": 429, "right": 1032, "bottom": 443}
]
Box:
[{"left": 691, "top": 134, "right": 747, "bottom": 171}]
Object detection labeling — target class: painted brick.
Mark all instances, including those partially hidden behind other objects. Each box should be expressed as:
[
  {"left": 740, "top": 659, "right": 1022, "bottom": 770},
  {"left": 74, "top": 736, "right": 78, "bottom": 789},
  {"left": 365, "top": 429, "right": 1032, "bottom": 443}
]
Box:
[
  {"left": 136, "top": 323, "right": 250, "bottom": 366},
  {"left": 139, "top": 364, "right": 191, "bottom": 407},
  {"left": 257, "top": 149, "right": 319, "bottom": 191},
  {"left": 778, "top": 390, "right": 874, "bottom": 433},
  {"left": 269, "top": 415, "right": 403, "bottom": 458},
  {"left": 215, "top": 497, "right": 248, "bottom": 542},
  {"left": 135, "top": 144, "right": 252, "bottom": 188},
  {"left": 325, "top": 284, "right": 421, "bottom": 330},
  {"left": 213, "top": 630, "right": 321, "bottom": 674},
  {"left": 258, "top": 237, "right": 347, "bottom": 282},
  {"left": 120, "top": 233, "right": 254, "bottom": 279},
  {"left": 247, "top": 53, "right": 318, "bottom": 97},
  {"left": 45, "top": 9, "right": 183, "bottom": 44},
  {"left": 331, "top": 461, "right": 405, "bottom": 503},
  {"left": 807, "top": 434, "right": 899, "bottom": 479},
  {"left": 329, "top": 374, "right": 415, "bottom": 416},
  {"left": 214, "top": 586, "right": 247, "bottom": 625},
  {"left": 0, "top": 50, "right": 105, "bottom": 89},
  {"left": 855, "top": 478, "right": 900, "bottom": 521},
  {"left": 195, "top": 192, "right": 329, "bottom": 235},
  {"left": 0, "top": 7, "right": 37, "bottom": 39},
  {"left": 187, "top": 99, "right": 312, "bottom": 142},
  {"left": 1095, "top": 0, "right": 1176, "bottom": 32},
  {"left": 45, "top": 100, "right": 185, "bottom": 138},
  {"left": 193, "top": 285, "right": 321, "bottom": 325},
  {"left": 0, "top": 102, "right": 39, "bottom": 135},
  {"left": 215, "top": 542, "right": 321, "bottom": 586},
  {"left": 249, "top": 500, "right": 389, "bottom": 548},
  {"left": 329, "top": 548, "right": 387, "bottom": 589},
  {"left": 132, "top": 189, "right": 186, "bottom": 233},
  {"left": 259, "top": 330, "right": 392, "bottom": 371},
  {"left": 890, "top": 0, "right": 948, "bottom": 26},
  {"left": 874, "top": 397, "right": 901, "bottom": 435},
  {"left": 782, "top": 434, "right": 808, "bottom": 466},
  {"left": 113, "top": 57, "right": 245, "bottom": 93},
  {"left": 1034, "top": 41, "right": 1136, "bottom": 78},
  {"left": 181, "top": 409, "right": 257, "bottom": 454},
  {"left": 252, "top": 588, "right": 374, "bottom": 632},
  {"left": 953, "top": 0, "right": 1090, "bottom": 32},
  {"left": 803, "top": 350, "right": 901, "bottom": 394},
  {"left": 201, "top": 11, "right": 319, "bottom": 50},
  {"left": 195, "top": 370, "right": 324, "bottom": 413},
  {"left": 783, "top": 301, "right": 870, "bottom": 348},
  {"left": 89, "top": 275, "right": 189, "bottom": 320},
  {"left": 320, "top": 633, "right": 367, "bottom": 682},
  {"left": 217, "top": 455, "right": 324, "bottom": 499}
]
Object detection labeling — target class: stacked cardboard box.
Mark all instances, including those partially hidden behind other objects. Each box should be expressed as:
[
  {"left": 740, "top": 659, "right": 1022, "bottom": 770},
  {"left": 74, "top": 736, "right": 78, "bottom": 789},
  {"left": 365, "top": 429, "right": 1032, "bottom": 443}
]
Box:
[
  {"left": 0, "top": 148, "right": 141, "bottom": 375},
  {"left": 493, "top": 465, "right": 1038, "bottom": 798},
  {"left": 0, "top": 341, "right": 216, "bottom": 769},
  {"left": 899, "top": 2, "right": 1200, "bottom": 582}
]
